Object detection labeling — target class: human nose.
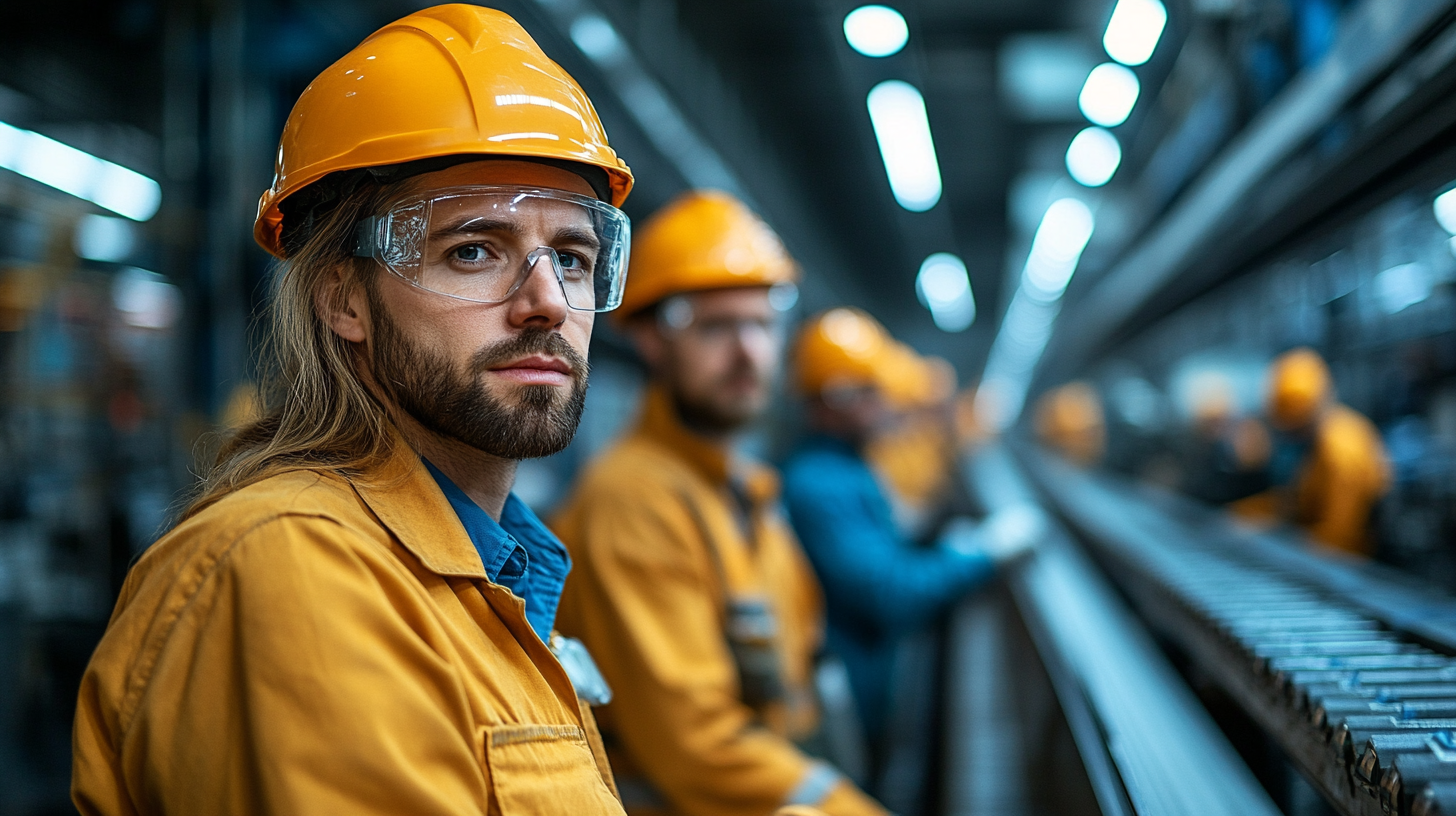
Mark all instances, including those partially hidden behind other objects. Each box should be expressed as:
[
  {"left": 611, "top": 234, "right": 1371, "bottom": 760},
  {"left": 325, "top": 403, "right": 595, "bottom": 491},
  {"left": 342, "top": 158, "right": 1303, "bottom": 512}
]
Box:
[
  {"left": 735, "top": 322, "right": 780, "bottom": 368},
  {"left": 505, "top": 251, "right": 569, "bottom": 328}
]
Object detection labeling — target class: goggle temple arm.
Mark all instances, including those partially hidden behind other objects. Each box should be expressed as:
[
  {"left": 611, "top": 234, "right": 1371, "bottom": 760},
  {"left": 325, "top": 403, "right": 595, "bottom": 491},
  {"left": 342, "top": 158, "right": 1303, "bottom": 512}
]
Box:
[{"left": 352, "top": 215, "right": 384, "bottom": 260}]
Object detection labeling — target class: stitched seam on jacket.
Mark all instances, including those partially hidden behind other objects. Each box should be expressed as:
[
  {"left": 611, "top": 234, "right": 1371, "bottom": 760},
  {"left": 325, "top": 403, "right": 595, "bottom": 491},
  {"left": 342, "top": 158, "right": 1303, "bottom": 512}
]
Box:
[
  {"left": 117, "top": 480, "right": 349, "bottom": 735},
  {"left": 488, "top": 724, "right": 586, "bottom": 747}
]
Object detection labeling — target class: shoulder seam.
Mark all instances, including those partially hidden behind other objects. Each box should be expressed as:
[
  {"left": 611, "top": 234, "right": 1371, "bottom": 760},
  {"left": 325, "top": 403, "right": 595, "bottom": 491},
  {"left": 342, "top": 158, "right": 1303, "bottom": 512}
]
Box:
[{"left": 116, "top": 511, "right": 349, "bottom": 737}]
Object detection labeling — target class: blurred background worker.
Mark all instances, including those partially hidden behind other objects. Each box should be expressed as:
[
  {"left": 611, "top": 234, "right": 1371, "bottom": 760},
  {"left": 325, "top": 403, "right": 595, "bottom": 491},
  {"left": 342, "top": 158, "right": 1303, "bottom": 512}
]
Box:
[
  {"left": 1033, "top": 381, "right": 1106, "bottom": 467},
  {"left": 553, "top": 192, "right": 886, "bottom": 816},
  {"left": 1178, "top": 373, "right": 1272, "bottom": 505},
  {"left": 865, "top": 346, "right": 961, "bottom": 538},
  {"left": 781, "top": 308, "right": 1043, "bottom": 812},
  {"left": 1233, "top": 348, "right": 1391, "bottom": 556}
]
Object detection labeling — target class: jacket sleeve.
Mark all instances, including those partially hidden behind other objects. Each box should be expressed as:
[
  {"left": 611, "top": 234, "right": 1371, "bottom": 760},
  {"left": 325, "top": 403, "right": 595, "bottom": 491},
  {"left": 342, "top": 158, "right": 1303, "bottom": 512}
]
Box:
[
  {"left": 116, "top": 515, "right": 490, "bottom": 816},
  {"left": 557, "top": 487, "right": 884, "bottom": 816},
  {"left": 1303, "top": 431, "right": 1389, "bottom": 555},
  {"left": 784, "top": 466, "right": 994, "bottom": 639}
]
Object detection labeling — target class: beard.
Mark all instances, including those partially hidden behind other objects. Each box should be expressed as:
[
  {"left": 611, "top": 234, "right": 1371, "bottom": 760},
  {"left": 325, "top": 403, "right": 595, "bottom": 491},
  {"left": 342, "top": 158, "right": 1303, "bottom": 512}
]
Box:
[
  {"left": 670, "top": 361, "right": 768, "bottom": 436},
  {"left": 368, "top": 296, "right": 590, "bottom": 460}
]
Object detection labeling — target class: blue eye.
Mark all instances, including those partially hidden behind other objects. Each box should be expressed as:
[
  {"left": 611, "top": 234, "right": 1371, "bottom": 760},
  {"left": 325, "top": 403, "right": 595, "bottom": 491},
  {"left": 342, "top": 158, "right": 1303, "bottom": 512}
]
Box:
[
  {"left": 558, "top": 252, "right": 594, "bottom": 279},
  {"left": 453, "top": 244, "right": 488, "bottom": 263}
]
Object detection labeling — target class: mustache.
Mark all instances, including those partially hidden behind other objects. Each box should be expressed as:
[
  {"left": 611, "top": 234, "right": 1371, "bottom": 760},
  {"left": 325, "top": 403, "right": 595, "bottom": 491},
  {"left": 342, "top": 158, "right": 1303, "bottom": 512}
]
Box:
[{"left": 471, "top": 328, "right": 590, "bottom": 381}]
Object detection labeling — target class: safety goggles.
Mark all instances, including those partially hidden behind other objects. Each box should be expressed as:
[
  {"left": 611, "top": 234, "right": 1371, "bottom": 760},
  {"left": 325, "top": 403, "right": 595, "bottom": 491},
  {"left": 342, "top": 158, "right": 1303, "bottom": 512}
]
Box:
[{"left": 354, "top": 186, "right": 631, "bottom": 312}]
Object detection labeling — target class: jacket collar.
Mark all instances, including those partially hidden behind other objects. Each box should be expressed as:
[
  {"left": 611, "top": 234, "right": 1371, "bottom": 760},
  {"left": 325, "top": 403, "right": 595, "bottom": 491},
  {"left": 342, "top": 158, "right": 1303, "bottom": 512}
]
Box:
[
  {"left": 350, "top": 430, "right": 490, "bottom": 579},
  {"left": 633, "top": 384, "right": 780, "bottom": 503}
]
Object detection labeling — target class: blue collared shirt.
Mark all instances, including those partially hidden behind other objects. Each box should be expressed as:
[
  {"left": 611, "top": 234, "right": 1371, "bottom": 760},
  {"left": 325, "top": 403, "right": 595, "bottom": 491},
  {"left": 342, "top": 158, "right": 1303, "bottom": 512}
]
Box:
[
  {"left": 782, "top": 434, "right": 994, "bottom": 738},
  {"left": 423, "top": 459, "right": 571, "bottom": 642}
]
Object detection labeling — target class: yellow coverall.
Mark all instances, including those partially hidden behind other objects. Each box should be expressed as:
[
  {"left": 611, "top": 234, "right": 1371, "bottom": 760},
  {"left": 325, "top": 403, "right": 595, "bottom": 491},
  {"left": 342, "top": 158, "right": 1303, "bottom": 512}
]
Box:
[
  {"left": 866, "top": 411, "right": 955, "bottom": 524},
  {"left": 1293, "top": 405, "right": 1391, "bottom": 555},
  {"left": 553, "top": 387, "right": 886, "bottom": 816},
  {"left": 1230, "top": 404, "right": 1390, "bottom": 556},
  {"left": 72, "top": 436, "right": 623, "bottom": 815}
]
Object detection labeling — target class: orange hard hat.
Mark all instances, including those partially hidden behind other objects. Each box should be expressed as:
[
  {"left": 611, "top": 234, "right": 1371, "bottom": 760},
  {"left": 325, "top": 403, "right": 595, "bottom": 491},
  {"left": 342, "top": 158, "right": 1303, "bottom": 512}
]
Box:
[
  {"left": 879, "top": 344, "right": 928, "bottom": 409},
  {"left": 1267, "top": 347, "right": 1331, "bottom": 431},
  {"left": 617, "top": 190, "right": 798, "bottom": 319},
  {"left": 254, "top": 4, "right": 634, "bottom": 259},
  {"left": 795, "top": 308, "right": 891, "bottom": 395},
  {"left": 1034, "top": 382, "right": 1105, "bottom": 466},
  {"left": 879, "top": 345, "right": 955, "bottom": 410}
]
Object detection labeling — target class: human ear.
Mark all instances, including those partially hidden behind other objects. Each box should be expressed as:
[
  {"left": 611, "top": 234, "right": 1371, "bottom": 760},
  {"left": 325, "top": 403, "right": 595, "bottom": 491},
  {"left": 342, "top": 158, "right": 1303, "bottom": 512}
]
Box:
[{"left": 317, "top": 265, "right": 370, "bottom": 344}]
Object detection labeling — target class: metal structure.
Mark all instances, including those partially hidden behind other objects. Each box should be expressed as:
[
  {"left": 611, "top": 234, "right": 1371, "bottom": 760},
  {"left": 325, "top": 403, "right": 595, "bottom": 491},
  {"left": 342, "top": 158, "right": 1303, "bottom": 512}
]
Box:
[{"left": 1022, "top": 445, "right": 1456, "bottom": 816}]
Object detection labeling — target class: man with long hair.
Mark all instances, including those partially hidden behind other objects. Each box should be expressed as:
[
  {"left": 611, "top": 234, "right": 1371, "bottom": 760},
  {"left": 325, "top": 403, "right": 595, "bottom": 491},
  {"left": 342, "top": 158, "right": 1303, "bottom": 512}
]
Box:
[{"left": 71, "top": 7, "right": 638, "bottom": 814}]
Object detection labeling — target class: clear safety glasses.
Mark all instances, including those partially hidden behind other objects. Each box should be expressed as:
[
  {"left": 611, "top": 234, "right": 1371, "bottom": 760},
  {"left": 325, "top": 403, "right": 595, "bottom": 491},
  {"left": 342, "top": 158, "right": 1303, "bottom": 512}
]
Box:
[{"left": 354, "top": 186, "right": 631, "bottom": 312}]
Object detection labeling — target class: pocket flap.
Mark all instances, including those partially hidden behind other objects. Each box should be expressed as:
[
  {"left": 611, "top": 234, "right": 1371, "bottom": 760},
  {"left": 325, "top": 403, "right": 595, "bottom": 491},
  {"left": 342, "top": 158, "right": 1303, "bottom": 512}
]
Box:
[{"left": 484, "top": 724, "right": 624, "bottom": 814}]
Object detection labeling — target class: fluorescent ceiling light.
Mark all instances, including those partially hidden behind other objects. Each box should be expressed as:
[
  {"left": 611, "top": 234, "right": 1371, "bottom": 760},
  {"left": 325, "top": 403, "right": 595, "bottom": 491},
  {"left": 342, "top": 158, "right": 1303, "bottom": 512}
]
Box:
[
  {"left": 1434, "top": 188, "right": 1456, "bottom": 234},
  {"left": 1375, "top": 262, "right": 1430, "bottom": 314},
  {"left": 999, "top": 35, "right": 1101, "bottom": 121},
  {"left": 0, "top": 121, "right": 161, "bottom": 221},
  {"left": 112, "top": 267, "right": 180, "bottom": 329},
  {"left": 1066, "top": 126, "right": 1121, "bottom": 187},
  {"left": 1079, "top": 63, "right": 1140, "bottom": 127},
  {"left": 1103, "top": 0, "right": 1167, "bottom": 66},
  {"left": 975, "top": 198, "right": 1096, "bottom": 431},
  {"left": 570, "top": 14, "right": 627, "bottom": 66},
  {"left": 917, "top": 252, "right": 976, "bottom": 331},
  {"left": 866, "top": 80, "right": 942, "bottom": 212},
  {"left": 843, "top": 6, "right": 909, "bottom": 58},
  {"left": 1024, "top": 197, "right": 1095, "bottom": 299},
  {"left": 74, "top": 214, "right": 137, "bottom": 262}
]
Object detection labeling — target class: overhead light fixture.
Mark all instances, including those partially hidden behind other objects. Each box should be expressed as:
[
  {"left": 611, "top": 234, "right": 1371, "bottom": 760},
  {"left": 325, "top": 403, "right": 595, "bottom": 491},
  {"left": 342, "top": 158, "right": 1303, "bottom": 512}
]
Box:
[
  {"left": 74, "top": 214, "right": 138, "bottom": 262},
  {"left": 1066, "top": 126, "right": 1122, "bottom": 187},
  {"left": 1103, "top": 0, "right": 1167, "bottom": 66},
  {"left": 570, "top": 13, "right": 628, "bottom": 66},
  {"left": 1024, "top": 198, "right": 1095, "bottom": 299},
  {"left": 1374, "top": 262, "right": 1431, "bottom": 314},
  {"left": 866, "top": 80, "right": 942, "bottom": 212},
  {"left": 112, "top": 267, "right": 181, "bottom": 329},
  {"left": 975, "top": 198, "right": 1095, "bottom": 431},
  {"left": 1078, "top": 62, "right": 1140, "bottom": 127},
  {"left": 843, "top": 5, "right": 909, "bottom": 58},
  {"left": 916, "top": 252, "right": 976, "bottom": 331},
  {"left": 0, "top": 121, "right": 161, "bottom": 221},
  {"left": 1434, "top": 187, "right": 1456, "bottom": 233}
]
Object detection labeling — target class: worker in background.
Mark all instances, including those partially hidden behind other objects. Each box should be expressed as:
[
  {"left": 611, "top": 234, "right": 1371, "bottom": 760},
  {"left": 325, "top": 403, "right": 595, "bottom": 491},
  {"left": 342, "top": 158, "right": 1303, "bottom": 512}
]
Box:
[
  {"left": 73, "top": 8, "right": 639, "bottom": 813},
  {"left": 553, "top": 191, "right": 886, "bottom": 816},
  {"left": 865, "top": 345, "right": 959, "bottom": 537},
  {"left": 1234, "top": 348, "right": 1390, "bottom": 555},
  {"left": 781, "top": 308, "right": 1043, "bottom": 805},
  {"left": 1033, "top": 381, "right": 1106, "bottom": 467},
  {"left": 1180, "top": 374, "right": 1271, "bottom": 505},
  {"left": 867, "top": 346, "right": 960, "bottom": 539}
]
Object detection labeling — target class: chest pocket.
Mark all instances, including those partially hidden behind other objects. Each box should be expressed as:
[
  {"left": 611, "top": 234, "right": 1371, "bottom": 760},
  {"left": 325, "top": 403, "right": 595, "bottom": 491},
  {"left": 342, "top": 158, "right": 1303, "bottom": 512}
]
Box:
[{"left": 483, "top": 724, "right": 625, "bottom": 815}]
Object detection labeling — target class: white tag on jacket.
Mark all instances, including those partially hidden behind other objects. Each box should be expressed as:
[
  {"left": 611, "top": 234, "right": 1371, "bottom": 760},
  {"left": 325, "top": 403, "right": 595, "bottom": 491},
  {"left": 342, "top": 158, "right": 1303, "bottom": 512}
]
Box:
[{"left": 550, "top": 634, "right": 613, "bottom": 706}]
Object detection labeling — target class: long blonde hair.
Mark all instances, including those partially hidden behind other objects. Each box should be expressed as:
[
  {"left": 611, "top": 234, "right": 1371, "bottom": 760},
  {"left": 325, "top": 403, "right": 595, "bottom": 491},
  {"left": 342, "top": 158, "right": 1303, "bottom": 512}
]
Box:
[{"left": 183, "top": 181, "right": 402, "bottom": 518}]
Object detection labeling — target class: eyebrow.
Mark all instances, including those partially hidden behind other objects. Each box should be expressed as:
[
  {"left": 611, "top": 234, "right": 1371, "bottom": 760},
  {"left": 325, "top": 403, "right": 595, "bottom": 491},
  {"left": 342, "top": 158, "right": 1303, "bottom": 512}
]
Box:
[{"left": 430, "top": 217, "right": 601, "bottom": 251}]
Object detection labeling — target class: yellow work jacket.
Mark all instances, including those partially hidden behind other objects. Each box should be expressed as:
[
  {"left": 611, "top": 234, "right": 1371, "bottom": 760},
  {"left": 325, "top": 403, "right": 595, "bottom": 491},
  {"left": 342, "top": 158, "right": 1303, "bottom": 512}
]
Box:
[
  {"left": 866, "top": 411, "right": 955, "bottom": 532},
  {"left": 1229, "top": 405, "right": 1391, "bottom": 556},
  {"left": 1293, "top": 404, "right": 1391, "bottom": 555},
  {"left": 72, "top": 437, "right": 623, "bottom": 816},
  {"left": 553, "top": 388, "right": 885, "bottom": 816}
]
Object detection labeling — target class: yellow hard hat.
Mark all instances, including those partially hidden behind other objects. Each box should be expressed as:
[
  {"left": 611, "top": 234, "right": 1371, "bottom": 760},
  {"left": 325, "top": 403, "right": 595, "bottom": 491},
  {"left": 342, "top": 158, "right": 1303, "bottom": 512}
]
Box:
[
  {"left": 1267, "top": 347, "right": 1331, "bottom": 431},
  {"left": 617, "top": 190, "right": 798, "bottom": 319},
  {"left": 1034, "top": 382, "right": 1105, "bottom": 465},
  {"left": 795, "top": 308, "right": 891, "bottom": 395},
  {"left": 877, "top": 345, "right": 952, "bottom": 410},
  {"left": 254, "top": 4, "right": 634, "bottom": 259}
]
